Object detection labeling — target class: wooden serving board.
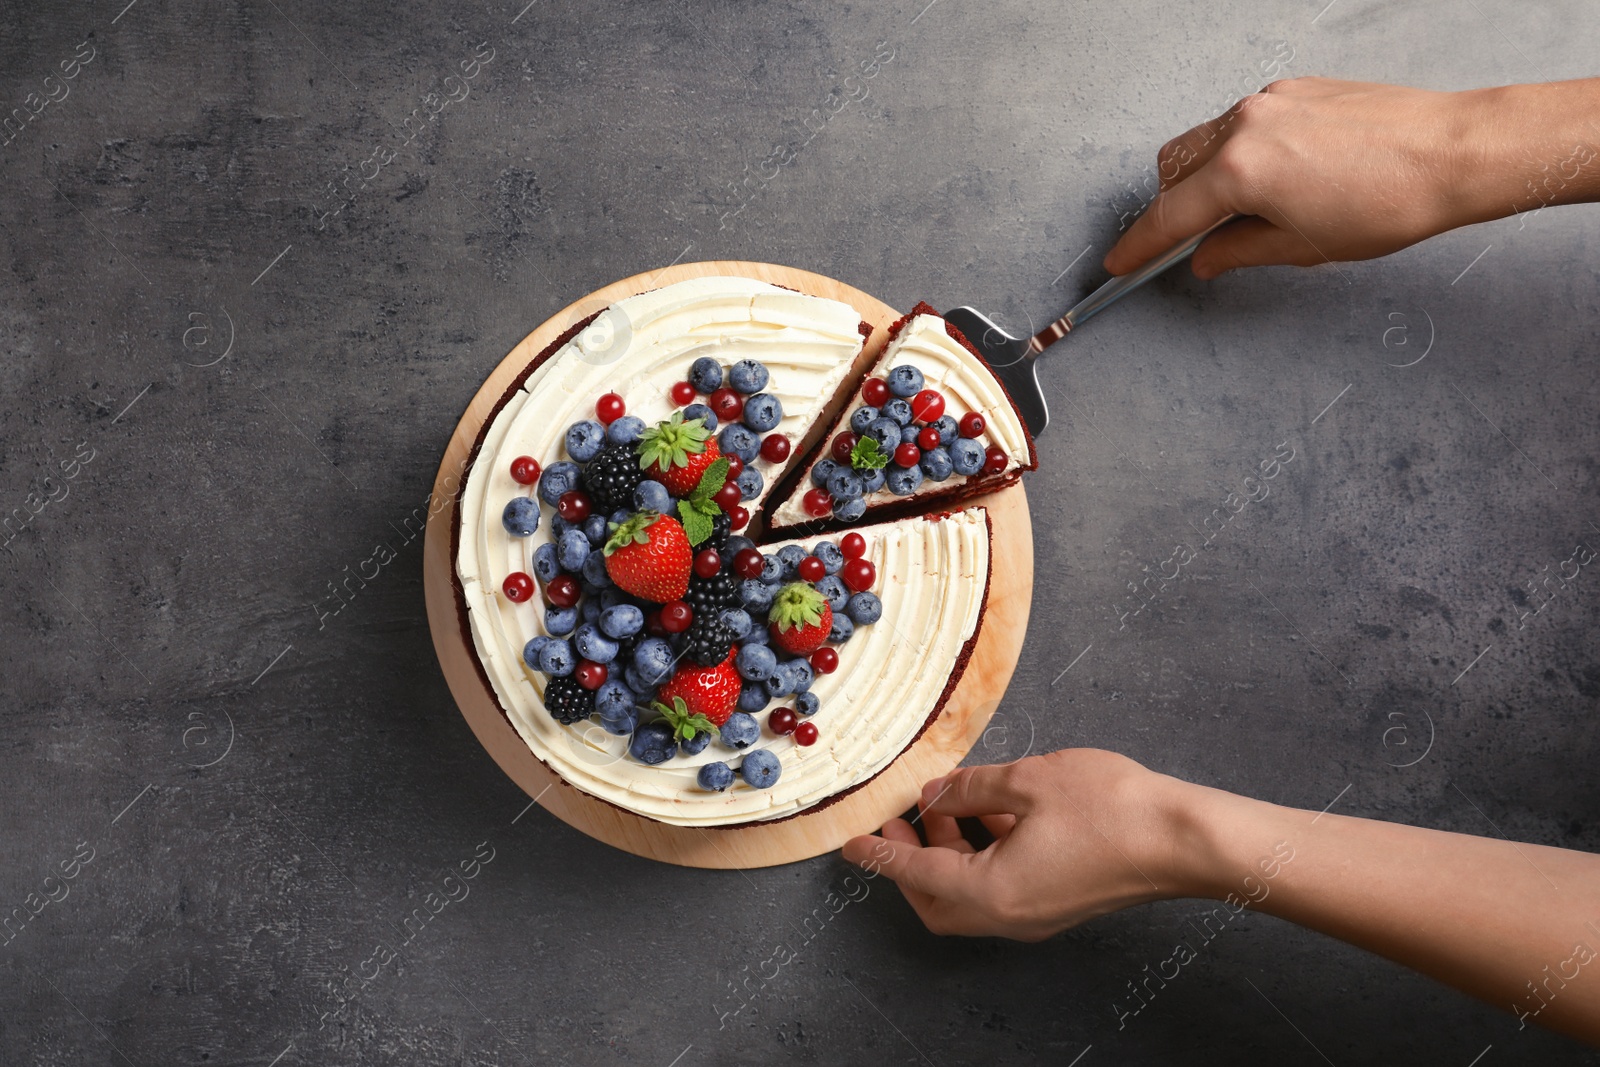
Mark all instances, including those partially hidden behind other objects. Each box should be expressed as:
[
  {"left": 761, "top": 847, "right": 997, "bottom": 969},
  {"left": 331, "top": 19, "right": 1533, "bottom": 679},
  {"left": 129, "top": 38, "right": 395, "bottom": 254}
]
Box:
[{"left": 422, "top": 260, "right": 1033, "bottom": 868}]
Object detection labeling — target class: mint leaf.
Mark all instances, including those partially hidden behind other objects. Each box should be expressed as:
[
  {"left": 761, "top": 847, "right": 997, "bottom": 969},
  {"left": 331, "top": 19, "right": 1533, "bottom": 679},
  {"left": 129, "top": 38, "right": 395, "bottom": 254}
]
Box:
[
  {"left": 692, "top": 457, "right": 731, "bottom": 502},
  {"left": 678, "top": 499, "right": 713, "bottom": 545},
  {"left": 851, "top": 435, "right": 889, "bottom": 471}
]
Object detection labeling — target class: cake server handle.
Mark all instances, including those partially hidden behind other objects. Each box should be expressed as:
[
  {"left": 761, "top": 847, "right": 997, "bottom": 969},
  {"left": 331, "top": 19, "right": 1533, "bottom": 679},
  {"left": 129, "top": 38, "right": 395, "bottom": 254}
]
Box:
[{"left": 1026, "top": 214, "right": 1239, "bottom": 355}]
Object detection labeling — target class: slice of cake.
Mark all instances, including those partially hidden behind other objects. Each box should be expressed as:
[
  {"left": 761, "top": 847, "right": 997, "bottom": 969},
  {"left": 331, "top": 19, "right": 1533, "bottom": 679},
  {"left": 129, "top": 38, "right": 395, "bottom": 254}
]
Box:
[{"left": 767, "top": 302, "right": 1038, "bottom": 532}]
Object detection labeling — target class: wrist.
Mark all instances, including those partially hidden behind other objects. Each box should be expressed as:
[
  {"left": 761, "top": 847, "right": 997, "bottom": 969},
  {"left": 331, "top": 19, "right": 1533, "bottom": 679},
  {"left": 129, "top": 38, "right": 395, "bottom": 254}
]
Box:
[
  {"left": 1149, "top": 774, "right": 1286, "bottom": 902},
  {"left": 1443, "top": 81, "right": 1600, "bottom": 225}
]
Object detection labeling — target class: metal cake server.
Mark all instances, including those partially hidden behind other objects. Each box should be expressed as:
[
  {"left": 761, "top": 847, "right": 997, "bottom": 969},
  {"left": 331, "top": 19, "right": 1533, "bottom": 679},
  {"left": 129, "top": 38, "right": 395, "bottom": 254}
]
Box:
[{"left": 945, "top": 215, "right": 1236, "bottom": 436}]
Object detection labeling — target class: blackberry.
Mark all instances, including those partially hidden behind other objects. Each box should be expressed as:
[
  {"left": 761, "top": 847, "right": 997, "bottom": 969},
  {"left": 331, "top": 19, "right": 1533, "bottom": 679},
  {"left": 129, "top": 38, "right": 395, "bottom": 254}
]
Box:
[
  {"left": 684, "top": 614, "right": 739, "bottom": 665},
  {"left": 582, "top": 442, "right": 646, "bottom": 515},
  {"left": 544, "top": 676, "right": 595, "bottom": 725},
  {"left": 684, "top": 569, "right": 740, "bottom": 619},
  {"left": 704, "top": 510, "right": 732, "bottom": 552}
]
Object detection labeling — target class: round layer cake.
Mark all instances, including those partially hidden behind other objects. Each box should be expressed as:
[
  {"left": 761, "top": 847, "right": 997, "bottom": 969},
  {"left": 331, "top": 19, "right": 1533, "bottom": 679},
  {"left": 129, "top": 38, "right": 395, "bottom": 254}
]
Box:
[{"left": 453, "top": 277, "right": 1009, "bottom": 827}]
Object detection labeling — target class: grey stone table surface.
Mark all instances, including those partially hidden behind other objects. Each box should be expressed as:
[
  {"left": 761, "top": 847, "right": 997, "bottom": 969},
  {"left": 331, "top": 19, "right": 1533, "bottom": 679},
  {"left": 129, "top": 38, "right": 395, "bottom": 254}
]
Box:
[{"left": 2, "top": 0, "right": 1596, "bottom": 1063}]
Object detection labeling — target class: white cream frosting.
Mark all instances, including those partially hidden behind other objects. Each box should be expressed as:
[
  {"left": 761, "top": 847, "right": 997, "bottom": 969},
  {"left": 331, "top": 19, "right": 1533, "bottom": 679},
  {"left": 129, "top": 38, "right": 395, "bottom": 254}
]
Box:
[
  {"left": 769, "top": 312, "right": 1031, "bottom": 529},
  {"left": 457, "top": 277, "right": 993, "bottom": 825}
]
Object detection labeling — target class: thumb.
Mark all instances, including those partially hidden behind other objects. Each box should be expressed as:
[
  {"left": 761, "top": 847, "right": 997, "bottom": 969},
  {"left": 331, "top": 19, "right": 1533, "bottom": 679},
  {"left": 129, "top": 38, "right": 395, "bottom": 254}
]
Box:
[
  {"left": 1191, "top": 215, "right": 1325, "bottom": 279},
  {"left": 922, "top": 763, "right": 1033, "bottom": 818}
]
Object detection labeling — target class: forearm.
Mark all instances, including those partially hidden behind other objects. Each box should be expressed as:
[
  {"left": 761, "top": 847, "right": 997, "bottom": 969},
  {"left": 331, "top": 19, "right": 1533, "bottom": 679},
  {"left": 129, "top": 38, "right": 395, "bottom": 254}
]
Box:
[
  {"left": 1451, "top": 78, "right": 1600, "bottom": 223},
  {"left": 1169, "top": 779, "right": 1600, "bottom": 1042}
]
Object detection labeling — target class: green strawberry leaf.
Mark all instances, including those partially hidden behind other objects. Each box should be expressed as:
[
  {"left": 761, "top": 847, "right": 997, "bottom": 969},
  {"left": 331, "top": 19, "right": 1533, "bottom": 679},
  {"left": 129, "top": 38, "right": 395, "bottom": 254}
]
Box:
[
  {"left": 850, "top": 435, "right": 889, "bottom": 471},
  {"left": 678, "top": 500, "right": 714, "bottom": 546},
  {"left": 768, "top": 581, "right": 828, "bottom": 632},
  {"left": 638, "top": 411, "right": 710, "bottom": 472},
  {"left": 603, "top": 511, "right": 660, "bottom": 556},
  {"left": 652, "top": 697, "right": 717, "bottom": 743}
]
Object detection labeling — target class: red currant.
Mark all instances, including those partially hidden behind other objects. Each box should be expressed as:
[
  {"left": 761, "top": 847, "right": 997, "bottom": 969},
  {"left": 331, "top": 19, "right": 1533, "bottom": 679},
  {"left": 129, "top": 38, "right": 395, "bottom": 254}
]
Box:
[
  {"left": 894, "top": 442, "right": 921, "bottom": 468},
  {"left": 670, "top": 381, "right": 696, "bottom": 405},
  {"left": 842, "top": 558, "right": 876, "bottom": 593},
  {"left": 797, "top": 556, "right": 825, "bottom": 582},
  {"left": 802, "top": 488, "right": 832, "bottom": 517},
  {"left": 546, "top": 574, "right": 580, "bottom": 607},
  {"left": 810, "top": 646, "right": 838, "bottom": 674},
  {"left": 840, "top": 532, "right": 866, "bottom": 559},
  {"left": 575, "top": 660, "right": 608, "bottom": 690},
  {"left": 984, "top": 445, "right": 1008, "bottom": 473},
  {"left": 959, "top": 411, "right": 986, "bottom": 438},
  {"left": 709, "top": 387, "right": 743, "bottom": 422},
  {"left": 831, "top": 431, "right": 858, "bottom": 463},
  {"left": 918, "top": 427, "right": 941, "bottom": 450},
  {"left": 759, "top": 434, "right": 791, "bottom": 464},
  {"left": 694, "top": 548, "right": 722, "bottom": 579},
  {"left": 724, "top": 454, "right": 745, "bottom": 481},
  {"left": 793, "top": 721, "right": 819, "bottom": 746},
  {"left": 714, "top": 480, "right": 742, "bottom": 511},
  {"left": 911, "top": 389, "right": 946, "bottom": 423},
  {"left": 595, "top": 393, "right": 625, "bottom": 424},
  {"left": 502, "top": 572, "right": 535, "bottom": 602},
  {"left": 861, "top": 377, "right": 890, "bottom": 406},
  {"left": 769, "top": 707, "right": 798, "bottom": 735},
  {"left": 509, "top": 456, "right": 541, "bottom": 485},
  {"left": 660, "top": 600, "right": 693, "bottom": 633},
  {"left": 729, "top": 505, "right": 750, "bottom": 531},
  {"left": 733, "top": 548, "right": 766, "bottom": 579},
  {"left": 557, "top": 490, "right": 592, "bottom": 522}
]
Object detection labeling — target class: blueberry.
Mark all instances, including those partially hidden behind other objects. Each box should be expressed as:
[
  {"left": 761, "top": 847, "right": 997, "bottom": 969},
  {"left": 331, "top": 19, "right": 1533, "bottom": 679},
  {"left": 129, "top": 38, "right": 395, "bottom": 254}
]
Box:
[
  {"left": 742, "top": 393, "right": 783, "bottom": 433},
  {"left": 849, "top": 405, "right": 879, "bottom": 434},
  {"left": 688, "top": 356, "right": 724, "bottom": 394},
  {"left": 725, "top": 535, "right": 756, "bottom": 558},
  {"left": 776, "top": 545, "right": 807, "bottom": 579},
  {"left": 610, "top": 509, "right": 631, "bottom": 526},
  {"left": 865, "top": 418, "right": 901, "bottom": 451},
  {"left": 558, "top": 529, "right": 590, "bottom": 572},
  {"left": 949, "top": 437, "right": 985, "bottom": 476},
  {"left": 789, "top": 659, "right": 815, "bottom": 693},
  {"left": 550, "top": 515, "right": 571, "bottom": 537},
  {"left": 759, "top": 555, "right": 783, "bottom": 583},
  {"left": 827, "top": 469, "right": 865, "bottom": 501},
  {"left": 628, "top": 722, "right": 678, "bottom": 765},
  {"left": 719, "top": 711, "right": 760, "bottom": 749},
  {"left": 624, "top": 665, "right": 657, "bottom": 701},
  {"left": 574, "top": 623, "right": 619, "bottom": 664},
  {"left": 811, "top": 458, "right": 841, "bottom": 488},
  {"left": 897, "top": 425, "right": 919, "bottom": 445},
  {"left": 720, "top": 608, "right": 753, "bottom": 639},
  {"left": 606, "top": 415, "right": 645, "bottom": 445},
  {"left": 738, "top": 680, "right": 770, "bottom": 712},
  {"left": 816, "top": 575, "right": 849, "bottom": 612},
  {"left": 737, "top": 643, "right": 779, "bottom": 681},
  {"left": 532, "top": 543, "right": 561, "bottom": 583},
  {"left": 538, "top": 638, "right": 575, "bottom": 675},
  {"left": 887, "top": 364, "right": 925, "bottom": 398},
  {"left": 932, "top": 415, "right": 960, "bottom": 442},
  {"left": 595, "top": 679, "right": 636, "bottom": 719},
  {"left": 698, "top": 760, "right": 736, "bottom": 790},
  {"left": 580, "top": 598, "right": 601, "bottom": 624},
  {"left": 719, "top": 424, "right": 760, "bottom": 463},
  {"left": 676, "top": 731, "right": 710, "bottom": 757},
  {"left": 600, "top": 709, "right": 639, "bottom": 735},
  {"left": 740, "top": 749, "right": 782, "bottom": 788},
  {"left": 847, "top": 591, "right": 883, "bottom": 624},
  {"left": 860, "top": 467, "right": 887, "bottom": 495},
  {"left": 683, "top": 402, "right": 717, "bottom": 432},
  {"left": 634, "top": 479, "right": 672, "bottom": 514},
  {"left": 883, "top": 398, "right": 913, "bottom": 426},
  {"left": 834, "top": 497, "right": 867, "bottom": 522},
  {"left": 919, "top": 446, "right": 953, "bottom": 481},
  {"left": 796, "top": 692, "right": 820, "bottom": 716},
  {"left": 582, "top": 550, "right": 611, "bottom": 588},
  {"left": 502, "top": 497, "right": 541, "bottom": 536},
  {"left": 545, "top": 606, "right": 579, "bottom": 637},
  {"left": 736, "top": 467, "right": 764, "bottom": 501},
  {"left": 764, "top": 671, "right": 794, "bottom": 700},
  {"left": 633, "top": 637, "right": 675, "bottom": 684},
  {"left": 727, "top": 359, "right": 769, "bottom": 394},
  {"left": 565, "top": 420, "right": 607, "bottom": 462},
  {"left": 600, "top": 604, "right": 644, "bottom": 639},
  {"left": 583, "top": 514, "right": 609, "bottom": 545},
  {"left": 538, "top": 461, "right": 580, "bottom": 505},
  {"left": 522, "top": 635, "right": 552, "bottom": 669},
  {"left": 600, "top": 587, "right": 630, "bottom": 610},
  {"left": 885, "top": 463, "right": 924, "bottom": 496},
  {"left": 829, "top": 613, "right": 855, "bottom": 643},
  {"left": 811, "top": 541, "right": 844, "bottom": 574},
  {"left": 740, "top": 578, "right": 776, "bottom": 613}
]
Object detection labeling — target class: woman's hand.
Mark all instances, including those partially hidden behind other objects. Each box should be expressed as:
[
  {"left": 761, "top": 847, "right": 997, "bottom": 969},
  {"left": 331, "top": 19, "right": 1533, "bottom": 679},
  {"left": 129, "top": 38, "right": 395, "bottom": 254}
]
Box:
[
  {"left": 841, "top": 749, "right": 1206, "bottom": 940},
  {"left": 1105, "top": 77, "right": 1600, "bottom": 279}
]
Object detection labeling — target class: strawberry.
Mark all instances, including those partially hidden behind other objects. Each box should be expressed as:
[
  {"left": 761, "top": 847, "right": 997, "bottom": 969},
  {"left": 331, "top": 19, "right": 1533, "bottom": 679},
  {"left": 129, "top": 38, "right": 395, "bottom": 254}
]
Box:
[
  {"left": 638, "top": 410, "right": 723, "bottom": 496},
  {"left": 767, "top": 581, "right": 833, "bottom": 655},
  {"left": 602, "top": 511, "right": 693, "bottom": 603},
  {"left": 654, "top": 650, "right": 741, "bottom": 726}
]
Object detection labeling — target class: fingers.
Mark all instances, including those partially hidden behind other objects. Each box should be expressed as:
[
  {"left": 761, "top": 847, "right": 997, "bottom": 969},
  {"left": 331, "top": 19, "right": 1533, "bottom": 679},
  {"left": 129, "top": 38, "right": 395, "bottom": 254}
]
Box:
[
  {"left": 1104, "top": 164, "right": 1241, "bottom": 276},
  {"left": 1156, "top": 113, "right": 1234, "bottom": 191},
  {"left": 921, "top": 763, "right": 1033, "bottom": 818},
  {"left": 1190, "top": 214, "right": 1324, "bottom": 279},
  {"left": 979, "top": 813, "right": 1017, "bottom": 838},
  {"left": 842, "top": 827, "right": 974, "bottom": 901},
  {"left": 919, "top": 804, "right": 977, "bottom": 854}
]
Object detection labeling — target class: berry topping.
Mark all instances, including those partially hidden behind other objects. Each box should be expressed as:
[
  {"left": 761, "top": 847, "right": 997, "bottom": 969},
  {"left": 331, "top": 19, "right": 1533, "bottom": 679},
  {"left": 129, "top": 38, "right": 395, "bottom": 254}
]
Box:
[
  {"left": 596, "top": 393, "right": 626, "bottom": 424},
  {"left": 719, "top": 711, "right": 760, "bottom": 749},
  {"left": 793, "top": 721, "right": 819, "bottom": 746},
  {"left": 728, "top": 359, "right": 769, "bottom": 394},
  {"left": 628, "top": 721, "right": 678, "bottom": 764},
  {"left": 831, "top": 432, "right": 859, "bottom": 463},
  {"left": 802, "top": 487, "right": 832, "bottom": 518},
  {"left": 709, "top": 387, "right": 744, "bottom": 422},
  {"left": 729, "top": 506, "right": 750, "bottom": 531},
  {"left": 639, "top": 411, "right": 721, "bottom": 497},
  {"left": 860, "top": 377, "right": 890, "bottom": 406},
  {"left": 582, "top": 442, "right": 647, "bottom": 514},
  {"left": 655, "top": 652, "right": 741, "bottom": 726},
  {"left": 574, "top": 660, "right": 608, "bottom": 690},
  {"left": 698, "top": 761, "right": 735, "bottom": 791},
  {"left": 918, "top": 426, "right": 941, "bottom": 450},
  {"left": 840, "top": 532, "right": 866, "bottom": 559},
  {"left": 693, "top": 548, "right": 722, "bottom": 579},
  {"left": 734, "top": 548, "right": 766, "bottom": 580},
  {"left": 713, "top": 480, "right": 742, "bottom": 512},
  {"left": 767, "top": 581, "right": 833, "bottom": 655},
  {"left": 670, "top": 380, "right": 696, "bottom": 405},
  {"left": 544, "top": 675, "right": 595, "bottom": 725},
  {"left": 886, "top": 365, "right": 925, "bottom": 398},
  {"left": 502, "top": 497, "right": 541, "bottom": 537},
  {"left": 959, "top": 411, "right": 986, "bottom": 438},
  {"left": 724, "top": 454, "right": 745, "bottom": 481},
  {"left": 741, "top": 393, "right": 783, "bottom": 433},
  {"left": 546, "top": 574, "right": 581, "bottom": 607},
  {"left": 950, "top": 437, "right": 985, "bottom": 476},
  {"left": 842, "top": 558, "right": 876, "bottom": 593},
  {"left": 769, "top": 706, "right": 798, "bottom": 736},
  {"left": 502, "top": 572, "right": 535, "bottom": 602},
  {"left": 984, "top": 445, "right": 1009, "bottom": 473},
  {"left": 759, "top": 434, "right": 791, "bottom": 464},
  {"left": 509, "top": 456, "right": 541, "bottom": 485},
  {"left": 740, "top": 749, "right": 782, "bottom": 788},
  {"left": 688, "top": 356, "right": 724, "bottom": 394},
  {"left": 797, "top": 556, "right": 825, "bottom": 582},
  {"left": 894, "top": 442, "right": 922, "bottom": 468},
  {"left": 602, "top": 511, "right": 694, "bottom": 602},
  {"left": 911, "top": 389, "right": 946, "bottom": 423},
  {"left": 810, "top": 647, "right": 839, "bottom": 674},
  {"left": 565, "top": 420, "right": 607, "bottom": 463},
  {"left": 557, "top": 491, "right": 592, "bottom": 522},
  {"left": 660, "top": 600, "right": 694, "bottom": 633}
]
